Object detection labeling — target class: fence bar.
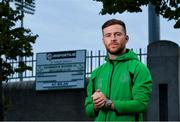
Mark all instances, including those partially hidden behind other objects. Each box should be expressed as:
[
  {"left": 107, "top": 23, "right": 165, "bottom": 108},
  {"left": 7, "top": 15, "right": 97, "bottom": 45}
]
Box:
[
  {"left": 90, "top": 51, "right": 93, "bottom": 73},
  {"left": 32, "top": 55, "right": 34, "bottom": 77},
  {"left": 139, "top": 48, "right": 142, "bottom": 62},
  {"left": 25, "top": 56, "right": 27, "bottom": 78},
  {"left": 98, "top": 50, "right": 101, "bottom": 67},
  {"left": 19, "top": 56, "right": 23, "bottom": 81}
]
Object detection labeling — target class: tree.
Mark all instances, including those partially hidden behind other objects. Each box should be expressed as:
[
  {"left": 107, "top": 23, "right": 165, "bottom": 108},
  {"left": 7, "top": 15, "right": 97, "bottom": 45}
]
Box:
[
  {"left": 94, "top": 0, "right": 180, "bottom": 28},
  {"left": 0, "top": 0, "right": 38, "bottom": 120}
]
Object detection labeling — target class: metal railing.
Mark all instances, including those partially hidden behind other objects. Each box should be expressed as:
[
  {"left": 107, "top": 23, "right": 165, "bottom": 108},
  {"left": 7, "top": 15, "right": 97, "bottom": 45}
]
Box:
[{"left": 7, "top": 49, "right": 147, "bottom": 82}]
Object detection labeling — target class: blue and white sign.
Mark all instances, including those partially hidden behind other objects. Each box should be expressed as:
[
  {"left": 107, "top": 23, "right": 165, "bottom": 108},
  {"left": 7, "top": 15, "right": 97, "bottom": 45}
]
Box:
[{"left": 36, "top": 50, "right": 86, "bottom": 90}]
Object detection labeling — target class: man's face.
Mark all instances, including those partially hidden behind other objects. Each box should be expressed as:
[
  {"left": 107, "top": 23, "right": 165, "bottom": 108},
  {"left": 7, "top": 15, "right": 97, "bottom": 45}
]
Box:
[{"left": 102, "top": 24, "right": 128, "bottom": 55}]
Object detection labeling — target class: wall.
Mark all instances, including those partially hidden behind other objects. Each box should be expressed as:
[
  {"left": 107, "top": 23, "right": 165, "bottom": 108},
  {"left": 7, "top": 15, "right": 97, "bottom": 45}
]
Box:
[{"left": 3, "top": 81, "right": 92, "bottom": 121}]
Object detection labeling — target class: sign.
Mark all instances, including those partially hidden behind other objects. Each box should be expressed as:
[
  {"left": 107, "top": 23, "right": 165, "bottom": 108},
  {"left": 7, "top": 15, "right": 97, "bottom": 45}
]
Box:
[{"left": 36, "top": 50, "right": 86, "bottom": 90}]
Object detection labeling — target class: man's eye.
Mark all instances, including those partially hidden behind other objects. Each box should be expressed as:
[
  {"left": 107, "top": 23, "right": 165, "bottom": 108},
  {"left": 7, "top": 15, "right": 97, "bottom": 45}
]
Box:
[
  {"left": 115, "top": 33, "right": 122, "bottom": 36},
  {"left": 104, "top": 34, "right": 111, "bottom": 37}
]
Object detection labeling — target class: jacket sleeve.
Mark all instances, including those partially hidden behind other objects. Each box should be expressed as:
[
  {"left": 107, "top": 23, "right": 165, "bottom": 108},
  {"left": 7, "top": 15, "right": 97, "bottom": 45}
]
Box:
[
  {"left": 84, "top": 69, "right": 98, "bottom": 117},
  {"left": 113, "top": 63, "right": 152, "bottom": 114}
]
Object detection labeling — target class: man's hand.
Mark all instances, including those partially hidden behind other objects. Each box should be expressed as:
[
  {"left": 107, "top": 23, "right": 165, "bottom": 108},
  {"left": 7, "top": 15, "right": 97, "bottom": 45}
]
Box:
[{"left": 91, "top": 89, "right": 107, "bottom": 110}]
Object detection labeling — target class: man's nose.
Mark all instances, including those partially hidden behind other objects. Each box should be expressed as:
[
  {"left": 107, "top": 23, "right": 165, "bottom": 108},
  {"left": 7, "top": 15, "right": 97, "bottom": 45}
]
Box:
[{"left": 111, "top": 34, "right": 117, "bottom": 41}]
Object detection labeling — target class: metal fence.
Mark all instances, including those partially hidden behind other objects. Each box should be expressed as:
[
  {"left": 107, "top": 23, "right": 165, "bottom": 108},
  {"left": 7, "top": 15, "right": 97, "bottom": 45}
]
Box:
[{"left": 7, "top": 49, "right": 147, "bottom": 82}]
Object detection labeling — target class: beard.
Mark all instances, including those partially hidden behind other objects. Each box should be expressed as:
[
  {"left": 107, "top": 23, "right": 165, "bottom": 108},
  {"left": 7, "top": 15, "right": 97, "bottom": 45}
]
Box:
[{"left": 106, "top": 44, "right": 126, "bottom": 55}]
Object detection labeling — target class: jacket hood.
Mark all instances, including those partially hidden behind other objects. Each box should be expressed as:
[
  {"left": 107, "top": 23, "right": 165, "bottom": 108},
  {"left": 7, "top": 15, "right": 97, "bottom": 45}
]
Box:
[{"left": 105, "top": 49, "right": 139, "bottom": 62}]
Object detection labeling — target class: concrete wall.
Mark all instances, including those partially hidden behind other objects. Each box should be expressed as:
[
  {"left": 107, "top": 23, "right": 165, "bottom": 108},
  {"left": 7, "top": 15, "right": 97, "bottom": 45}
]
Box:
[
  {"left": 147, "top": 40, "right": 179, "bottom": 121},
  {"left": 3, "top": 81, "right": 92, "bottom": 121}
]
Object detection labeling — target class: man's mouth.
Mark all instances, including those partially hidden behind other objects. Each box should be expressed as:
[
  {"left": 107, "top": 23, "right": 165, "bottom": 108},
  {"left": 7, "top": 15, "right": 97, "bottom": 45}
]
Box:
[{"left": 109, "top": 43, "right": 119, "bottom": 47}]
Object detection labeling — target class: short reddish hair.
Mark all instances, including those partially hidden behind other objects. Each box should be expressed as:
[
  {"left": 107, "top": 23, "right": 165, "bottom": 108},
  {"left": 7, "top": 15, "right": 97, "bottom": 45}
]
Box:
[{"left": 102, "top": 19, "right": 126, "bottom": 34}]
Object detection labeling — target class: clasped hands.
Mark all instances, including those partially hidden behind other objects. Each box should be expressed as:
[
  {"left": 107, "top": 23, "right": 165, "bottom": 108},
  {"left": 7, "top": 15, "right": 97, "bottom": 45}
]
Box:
[{"left": 91, "top": 89, "right": 107, "bottom": 110}]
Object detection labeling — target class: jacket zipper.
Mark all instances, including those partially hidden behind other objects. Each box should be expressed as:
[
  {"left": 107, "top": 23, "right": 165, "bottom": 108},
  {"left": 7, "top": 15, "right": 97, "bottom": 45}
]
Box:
[{"left": 105, "top": 61, "right": 115, "bottom": 121}]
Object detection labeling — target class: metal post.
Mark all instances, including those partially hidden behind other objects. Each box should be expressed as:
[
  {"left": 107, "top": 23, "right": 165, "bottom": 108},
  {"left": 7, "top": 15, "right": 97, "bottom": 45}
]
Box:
[
  {"left": 19, "top": 0, "right": 24, "bottom": 81},
  {"left": 148, "top": 3, "right": 160, "bottom": 43},
  {"left": 20, "top": 0, "right": 24, "bottom": 28}
]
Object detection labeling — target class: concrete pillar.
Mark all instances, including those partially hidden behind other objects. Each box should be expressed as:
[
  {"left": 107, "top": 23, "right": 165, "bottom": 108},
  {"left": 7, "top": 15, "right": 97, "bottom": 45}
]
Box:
[
  {"left": 146, "top": 40, "right": 179, "bottom": 121},
  {"left": 148, "top": 3, "right": 160, "bottom": 43}
]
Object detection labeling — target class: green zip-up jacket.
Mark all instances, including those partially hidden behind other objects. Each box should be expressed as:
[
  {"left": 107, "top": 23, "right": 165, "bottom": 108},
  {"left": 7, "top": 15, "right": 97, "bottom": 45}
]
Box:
[{"left": 85, "top": 49, "right": 152, "bottom": 121}]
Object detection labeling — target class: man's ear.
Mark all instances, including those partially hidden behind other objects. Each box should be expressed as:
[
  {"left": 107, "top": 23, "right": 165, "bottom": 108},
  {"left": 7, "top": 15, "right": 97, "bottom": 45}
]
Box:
[
  {"left": 102, "top": 37, "right": 105, "bottom": 44},
  {"left": 126, "top": 35, "right": 129, "bottom": 43}
]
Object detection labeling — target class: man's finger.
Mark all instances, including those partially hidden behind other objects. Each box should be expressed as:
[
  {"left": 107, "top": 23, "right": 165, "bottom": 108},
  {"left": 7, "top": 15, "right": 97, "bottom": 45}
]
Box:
[
  {"left": 94, "top": 100, "right": 105, "bottom": 107},
  {"left": 94, "top": 97, "right": 105, "bottom": 104},
  {"left": 92, "top": 96, "right": 100, "bottom": 101}
]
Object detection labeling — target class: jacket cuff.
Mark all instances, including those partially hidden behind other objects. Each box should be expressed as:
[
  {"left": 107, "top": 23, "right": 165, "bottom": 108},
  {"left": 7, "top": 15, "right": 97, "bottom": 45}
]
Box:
[
  {"left": 85, "top": 103, "right": 96, "bottom": 117},
  {"left": 113, "top": 100, "right": 124, "bottom": 113}
]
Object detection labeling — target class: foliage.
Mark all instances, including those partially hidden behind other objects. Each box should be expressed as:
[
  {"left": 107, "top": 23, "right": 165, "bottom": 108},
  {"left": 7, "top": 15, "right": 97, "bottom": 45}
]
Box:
[
  {"left": 94, "top": 0, "right": 180, "bottom": 28},
  {"left": 0, "top": 0, "right": 38, "bottom": 81}
]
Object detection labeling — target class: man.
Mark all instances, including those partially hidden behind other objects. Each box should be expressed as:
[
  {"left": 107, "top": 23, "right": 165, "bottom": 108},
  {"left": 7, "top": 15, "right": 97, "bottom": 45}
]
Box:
[{"left": 84, "top": 19, "right": 152, "bottom": 121}]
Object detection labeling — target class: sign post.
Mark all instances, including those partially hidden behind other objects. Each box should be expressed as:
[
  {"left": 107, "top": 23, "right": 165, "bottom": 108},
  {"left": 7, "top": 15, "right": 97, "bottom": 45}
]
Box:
[{"left": 36, "top": 50, "right": 86, "bottom": 91}]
